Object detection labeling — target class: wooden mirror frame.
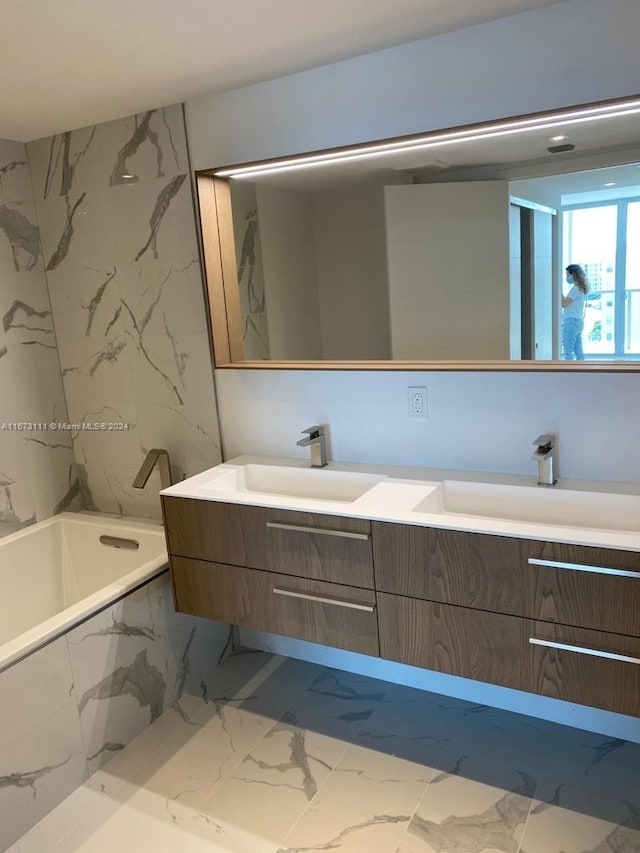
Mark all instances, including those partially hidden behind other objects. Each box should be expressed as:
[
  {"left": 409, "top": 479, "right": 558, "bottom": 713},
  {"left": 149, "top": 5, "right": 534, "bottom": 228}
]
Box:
[{"left": 195, "top": 96, "right": 640, "bottom": 373}]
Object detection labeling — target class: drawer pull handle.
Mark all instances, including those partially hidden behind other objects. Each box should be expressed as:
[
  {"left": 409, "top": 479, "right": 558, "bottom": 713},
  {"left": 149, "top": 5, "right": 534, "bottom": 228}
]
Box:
[
  {"left": 272, "top": 586, "right": 375, "bottom": 612},
  {"left": 529, "top": 637, "right": 640, "bottom": 665},
  {"left": 266, "top": 521, "right": 370, "bottom": 541},
  {"left": 528, "top": 558, "right": 640, "bottom": 579}
]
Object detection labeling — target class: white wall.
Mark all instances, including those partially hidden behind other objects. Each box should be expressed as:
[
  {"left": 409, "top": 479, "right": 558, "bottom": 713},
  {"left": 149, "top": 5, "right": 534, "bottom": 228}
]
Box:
[
  {"left": 386, "top": 182, "right": 511, "bottom": 359},
  {"left": 185, "top": 0, "right": 640, "bottom": 736},
  {"left": 257, "top": 185, "right": 323, "bottom": 359},
  {"left": 313, "top": 184, "right": 391, "bottom": 358}
]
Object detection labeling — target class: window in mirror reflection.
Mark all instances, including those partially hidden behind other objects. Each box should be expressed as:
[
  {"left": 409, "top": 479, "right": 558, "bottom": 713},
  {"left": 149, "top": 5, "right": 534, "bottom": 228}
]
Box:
[{"left": 563, "top": 199, "right": 640, "bottom": 359}]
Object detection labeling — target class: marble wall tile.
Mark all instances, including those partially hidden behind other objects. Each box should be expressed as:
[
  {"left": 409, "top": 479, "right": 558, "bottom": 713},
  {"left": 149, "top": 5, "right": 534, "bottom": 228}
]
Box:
[
  {"left": 0, "top": 572, "right": 226, "bottom": 850},
  {"left": 0, "top": 699, "right": 87, "bottom": 851},
  {"left": 75, "top": 463, "right": 151, "bottom": 517},
  {"left": 0, "top": 202, "right": 42, "bottom": 273},
  {"left": 0, "top": 139, "right": 73, "bottom": 538},
  {"left": 28, "top": 105, "right": 189, "bottom": 201},
  {"left": 63, "top": 574, "right": 224, "bottom": 776},
  {"left": 65, "top": 579, "right": 172, "bottom": 772},
  {"left": 232, "top": 180, "right": 270, "bottom": 360},
  {"left": 0, "top": 141, "right": 32, "bottom": 205},
  {"left": 0, "top": 637, "right": 74, "bottom": 747},
  {"left": 28, "top": 105, "right": 222, "bottom": 520}
]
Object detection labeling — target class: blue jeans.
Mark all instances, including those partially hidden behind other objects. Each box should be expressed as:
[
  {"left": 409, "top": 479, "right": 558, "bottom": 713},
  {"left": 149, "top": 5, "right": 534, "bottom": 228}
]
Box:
[{"left": 562, "top": 316, "right": 584, "bottom": 360}]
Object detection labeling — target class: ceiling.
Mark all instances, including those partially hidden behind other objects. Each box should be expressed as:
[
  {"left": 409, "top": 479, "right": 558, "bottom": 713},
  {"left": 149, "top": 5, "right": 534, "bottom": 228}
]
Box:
[{"left": 1, "top": 0, "right": 566, "bottom": 142}]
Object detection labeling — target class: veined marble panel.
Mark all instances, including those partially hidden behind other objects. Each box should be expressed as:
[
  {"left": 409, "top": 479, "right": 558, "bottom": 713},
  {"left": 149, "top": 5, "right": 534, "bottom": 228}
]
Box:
[
  {"left": 0, "top": 637, "right": 74, "bottom": 747},
  {"left": 232, "top": 183, "right": 270, "bottom": 360},
  {"left": 65, "top": 574, "right": 224, "bottom": 775},
  {"left": 43, "top": 264, "right": 124, "bottom": 342},
  {"left": 519, "top": 777, "right": 640, "bottom": 852},
  {"left": 0, "top": 698, "right": 87, "bottom": 852},
  {"left": 277, "top": 742, "right": 434, "bottom": 853},
  {"left": 0, "top": 480, "right": 36, "bottom": 538},
  {"left": 76, "top": 463, "right": 154, "bottom": 518},
  {"left": 203, "top": 709, "right": 351, "bottom": 842},
  {"left": 27, "top": 105, "right": 189, "bottom": 200},
  {"left": 399, "top": 758, "right": 535, "bottom": 852},
  {"left": 0, "top": 201, "right": 42, "bottom": 273},
  {"left": 0, "top": 141, "right": 32, "bottom": 205}
]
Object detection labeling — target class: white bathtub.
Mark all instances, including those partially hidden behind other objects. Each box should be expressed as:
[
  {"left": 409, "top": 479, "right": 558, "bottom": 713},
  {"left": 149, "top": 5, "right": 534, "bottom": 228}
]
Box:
[{"left": 0, "top": 511, "right": 168, "bottom": 673}]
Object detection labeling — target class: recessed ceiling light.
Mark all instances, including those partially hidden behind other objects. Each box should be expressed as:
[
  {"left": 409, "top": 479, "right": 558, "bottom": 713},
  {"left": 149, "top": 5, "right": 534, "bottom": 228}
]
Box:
[
  {"left": 604, "top": 182, "right": 617, "bottom": 187},
  {"left": 550, "top": 134, "right": 568, "bottom": 142}
]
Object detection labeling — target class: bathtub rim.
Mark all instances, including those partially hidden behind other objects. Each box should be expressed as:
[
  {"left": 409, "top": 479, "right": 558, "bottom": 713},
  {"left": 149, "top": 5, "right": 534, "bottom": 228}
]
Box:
[{"left": 0, "top": 512, "right": 169, "bottom": 674}]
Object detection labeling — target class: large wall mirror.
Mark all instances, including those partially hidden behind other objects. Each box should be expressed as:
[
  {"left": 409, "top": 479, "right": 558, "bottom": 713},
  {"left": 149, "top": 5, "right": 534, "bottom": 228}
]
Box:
[{"left": 196, "top": 95, "right": 640, "bottom": 371}]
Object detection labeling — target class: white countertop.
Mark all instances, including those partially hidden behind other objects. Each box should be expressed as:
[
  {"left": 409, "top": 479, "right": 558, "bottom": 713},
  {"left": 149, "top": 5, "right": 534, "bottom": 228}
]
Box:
[{"left": 161, "top": 455, "right": 640, "bottom": 552}]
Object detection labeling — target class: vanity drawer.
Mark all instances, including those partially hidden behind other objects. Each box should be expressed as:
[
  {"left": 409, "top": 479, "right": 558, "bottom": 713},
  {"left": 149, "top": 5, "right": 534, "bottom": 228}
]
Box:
[
  {"left": 525, "top": 541, "right": 640, "bottom": 637},
  {"left": 378, "top": 593, "right": 640, "bottom": 716},
  {"left": 163, "top": 496, "right": 374, "bottom": 587},
  {"left": 372, "top": 522, "right": 640, "bottom": 636},
  {"left": 372, "top": 523, "right": 528, "bottom": 614},
  {"left": 530, "top": 620, "right": 640, "bottom": 717},
  {"left": 172, "top": 556, "right": 379, "bottom": 656},
  {"left": 377, "top": 592, "right": 532, "bottom": 693}
]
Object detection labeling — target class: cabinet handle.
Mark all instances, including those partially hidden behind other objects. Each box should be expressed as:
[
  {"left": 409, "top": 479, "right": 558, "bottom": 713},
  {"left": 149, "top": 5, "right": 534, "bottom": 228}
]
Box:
[
  {"left": 266, "top": 521, "right": 370, "bottom": 540},
  {"left": 272, "top": 586, "right": 375, "bottom": 612},
  {"left": 528, "top": 557, "right": 640, "bottom": 579},
  {"left": 529, "top": 637, "right": 640, "bottom": 665}
]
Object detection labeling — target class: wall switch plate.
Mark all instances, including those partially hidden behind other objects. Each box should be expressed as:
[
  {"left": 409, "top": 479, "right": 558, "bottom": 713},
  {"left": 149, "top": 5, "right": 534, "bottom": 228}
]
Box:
[{"left": 408, "top": 386, "right": 428, "bottom": 418}]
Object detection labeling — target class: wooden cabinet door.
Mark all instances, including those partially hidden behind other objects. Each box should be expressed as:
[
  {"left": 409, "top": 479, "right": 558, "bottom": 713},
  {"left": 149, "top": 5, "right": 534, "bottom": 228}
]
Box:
[
  {"left": 172, "top": 556, "right": 379, "bottom": 656},
  {"left": 163, "top": 496, "right": 374, "bottom": 587},
  {"left": 373, "top": 523, "right": 527, "bottom": 614},
  {"left": 377, "top": 592, "right": 532, "bottom": 693}
]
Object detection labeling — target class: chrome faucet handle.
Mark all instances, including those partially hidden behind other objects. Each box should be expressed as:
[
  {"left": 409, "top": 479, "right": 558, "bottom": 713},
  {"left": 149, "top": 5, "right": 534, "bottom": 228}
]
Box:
[
  {"left": 300, "top": 425, "right": 325, "bottom": 437},
  {"left": 532, "top": 433, "right": 555, "bottom": 449},
  {"left": 532, "top": 434, "right": 555, "bottom": 459}
]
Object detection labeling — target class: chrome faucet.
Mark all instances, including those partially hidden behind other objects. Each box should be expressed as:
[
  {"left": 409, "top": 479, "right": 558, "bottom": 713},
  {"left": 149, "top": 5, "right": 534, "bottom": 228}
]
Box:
[
  {"left": 296, "top": 425, "right": 328, "bottom": 468},
  {"left": 531, "top": 434, "right": 558, "bottom": 486},
  {"left": 132, "top": 448, "right": 173, "bottom": 490}
]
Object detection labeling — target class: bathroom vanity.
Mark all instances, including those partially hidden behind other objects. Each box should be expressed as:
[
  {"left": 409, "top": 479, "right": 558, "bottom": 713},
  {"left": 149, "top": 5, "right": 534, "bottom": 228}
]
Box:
[{"left": 161, "top": 457, "right": 640, "bottom": 718}]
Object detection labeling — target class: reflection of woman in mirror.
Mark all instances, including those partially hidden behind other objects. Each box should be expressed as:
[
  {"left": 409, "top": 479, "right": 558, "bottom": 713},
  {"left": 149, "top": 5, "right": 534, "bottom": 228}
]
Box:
[{"left": 562, "top": 264, "right": 590, "bottom": 360}]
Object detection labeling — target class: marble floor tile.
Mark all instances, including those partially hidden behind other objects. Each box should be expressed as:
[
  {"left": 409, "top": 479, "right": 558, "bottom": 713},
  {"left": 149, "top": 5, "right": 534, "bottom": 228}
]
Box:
[
  {"left": 398, "top": 758, "right": 535, "bottom": 853},
  {"left": 277, "top": 742, "right": 434, "bottom": 853},
  {"left": 202, "top": 709, "right": 351, "bottom": 842},
  {"left": 8, "top": 654, "right": 640, "bottom": 853},
  {"left": 520, "top": 777, "right": 640, "bottom": 853}
]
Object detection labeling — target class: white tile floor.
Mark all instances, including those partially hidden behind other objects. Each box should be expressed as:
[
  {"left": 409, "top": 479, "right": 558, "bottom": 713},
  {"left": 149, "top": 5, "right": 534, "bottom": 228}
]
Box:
[{"left": 9, "top": 650, "right": 640, "bottom": 853}]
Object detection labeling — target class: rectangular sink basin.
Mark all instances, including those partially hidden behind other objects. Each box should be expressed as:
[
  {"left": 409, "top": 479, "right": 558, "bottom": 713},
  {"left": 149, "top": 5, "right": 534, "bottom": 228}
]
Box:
[
  {"left": 199, "top": 464, "right": 386, "bottom": 503},
  {"left": 414, "top": 480, "right": 640, "bottom": 532}
]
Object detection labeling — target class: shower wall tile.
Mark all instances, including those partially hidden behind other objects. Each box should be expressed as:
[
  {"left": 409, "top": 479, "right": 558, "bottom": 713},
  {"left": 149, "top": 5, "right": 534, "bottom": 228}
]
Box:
[
  {"left": 0, "top": 140, "right": 32, "bottom": 204},
  {"left": 29, "top": 105, "right": 222, "bottom": 518},
  {"left": 0, "top": 139, "right": 80, "bottom": 539},
  {"left": 28, "top": 105, "right": 189, "bottom": 201}
]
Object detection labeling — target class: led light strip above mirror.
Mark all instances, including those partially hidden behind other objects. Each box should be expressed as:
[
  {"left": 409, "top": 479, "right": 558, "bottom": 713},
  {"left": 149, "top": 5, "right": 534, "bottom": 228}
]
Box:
[{"left": 214, "top": 97, "right": 640, "bottom": 180}]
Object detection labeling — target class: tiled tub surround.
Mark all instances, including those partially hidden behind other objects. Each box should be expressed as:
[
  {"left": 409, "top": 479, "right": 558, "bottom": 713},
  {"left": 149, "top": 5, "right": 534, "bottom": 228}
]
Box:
[
  {"left": 0, "top": 139, "right": 81, "bottom": 538},
  {"left": 0, "top": 512, "right": 228, "bottom": 851},
  {"left": 26, "top": 104, "right": 222, "bottom": 519},
  {"left": 9, "top": 652, "right": 640, "bottom": 853}
]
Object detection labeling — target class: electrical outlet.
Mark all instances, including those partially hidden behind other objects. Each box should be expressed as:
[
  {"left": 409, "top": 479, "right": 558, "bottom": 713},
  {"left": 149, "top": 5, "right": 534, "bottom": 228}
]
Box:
[{"left": 408, "top": 386, "right": 427, "bottom": 418}]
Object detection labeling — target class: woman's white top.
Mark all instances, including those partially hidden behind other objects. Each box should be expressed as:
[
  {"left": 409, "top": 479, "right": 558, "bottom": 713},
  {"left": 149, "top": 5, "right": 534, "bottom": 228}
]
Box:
[{"left": 563, "top": 285, "right": 586, "bottom": 319}]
